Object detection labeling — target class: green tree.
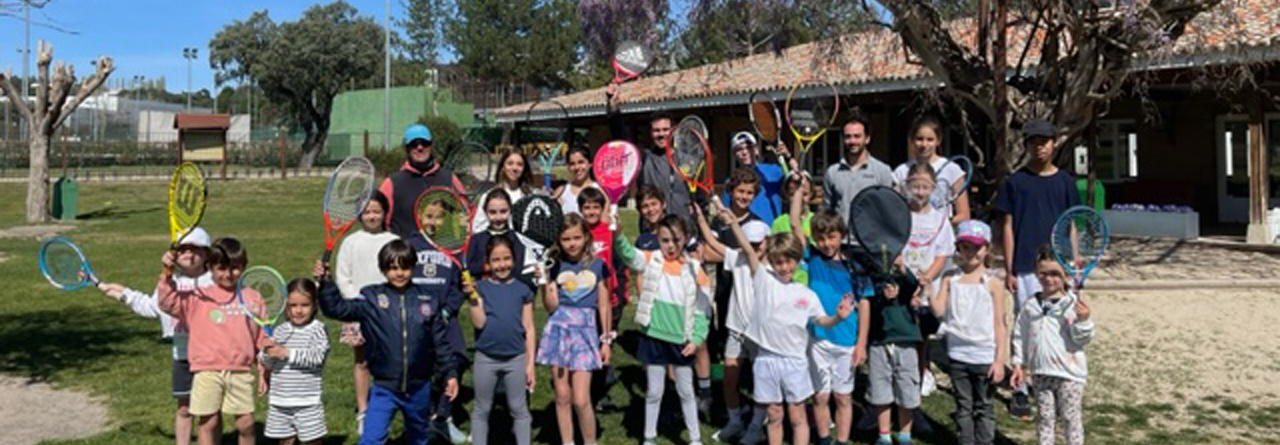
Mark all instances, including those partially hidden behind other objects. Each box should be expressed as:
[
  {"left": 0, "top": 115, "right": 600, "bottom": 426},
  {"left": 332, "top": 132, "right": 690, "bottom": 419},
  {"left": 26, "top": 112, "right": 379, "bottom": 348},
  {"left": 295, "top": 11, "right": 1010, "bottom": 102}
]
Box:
[
  {"left": 677, "top": 0, "right": 869, "bottom": 68},
  {"left": 209, "top": 1, "right": 383, "bottom": 167},
  {"left": 398, "top": 0, "right": 450, "bottom": 65},
  {"left": 447, "top": 0, "right": 580, "bottom": 99}
]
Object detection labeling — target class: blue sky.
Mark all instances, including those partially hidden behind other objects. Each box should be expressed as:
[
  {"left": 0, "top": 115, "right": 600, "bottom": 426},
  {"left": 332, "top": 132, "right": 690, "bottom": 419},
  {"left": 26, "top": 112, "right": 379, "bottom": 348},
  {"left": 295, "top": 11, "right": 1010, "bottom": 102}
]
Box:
[{"left": 0, "top": 0, "right": 404, "bottom": 93}]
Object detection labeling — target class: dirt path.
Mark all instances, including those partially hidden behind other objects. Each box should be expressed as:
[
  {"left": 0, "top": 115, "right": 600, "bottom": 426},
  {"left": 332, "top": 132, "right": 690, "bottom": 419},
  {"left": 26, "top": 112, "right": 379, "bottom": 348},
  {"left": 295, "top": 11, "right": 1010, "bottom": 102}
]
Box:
[{"left": 0, "top": 376, "right": 108, "bottom": 445}]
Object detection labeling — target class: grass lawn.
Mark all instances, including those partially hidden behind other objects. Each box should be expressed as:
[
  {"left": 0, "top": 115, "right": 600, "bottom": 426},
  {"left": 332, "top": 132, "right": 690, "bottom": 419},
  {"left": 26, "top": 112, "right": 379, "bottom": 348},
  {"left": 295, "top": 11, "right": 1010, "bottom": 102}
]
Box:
[{"left": 0, "top": 178, "right": 1054, "bottom": 444}]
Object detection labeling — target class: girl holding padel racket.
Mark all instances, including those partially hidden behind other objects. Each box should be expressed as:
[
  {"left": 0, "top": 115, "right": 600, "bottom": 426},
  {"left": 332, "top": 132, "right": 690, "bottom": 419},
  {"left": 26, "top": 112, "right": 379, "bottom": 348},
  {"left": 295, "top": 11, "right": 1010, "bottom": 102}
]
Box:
[{"left": 892, "top": 115, "right": 972, "bottom": 223}]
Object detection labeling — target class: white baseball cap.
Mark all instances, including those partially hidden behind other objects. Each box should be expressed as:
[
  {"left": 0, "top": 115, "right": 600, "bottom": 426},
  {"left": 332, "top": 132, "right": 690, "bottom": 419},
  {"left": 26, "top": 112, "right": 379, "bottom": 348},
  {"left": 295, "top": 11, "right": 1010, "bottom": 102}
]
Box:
[
  {"left": 179, "top": 227, "right": 211, "bottom": 248},
  {"left": 742, "top": 220, "right": 770, "bottom": 244},
  {"left": 732, "top": 132, "right": 758, "bottom": 148}
]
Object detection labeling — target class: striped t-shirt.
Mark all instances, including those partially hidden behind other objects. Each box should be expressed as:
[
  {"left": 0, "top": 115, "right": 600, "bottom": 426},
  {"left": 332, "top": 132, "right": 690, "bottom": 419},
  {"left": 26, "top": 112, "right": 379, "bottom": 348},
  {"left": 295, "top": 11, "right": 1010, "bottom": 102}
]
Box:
[{"left": 260, "top": 319, "right": 329, "bottom": 407}]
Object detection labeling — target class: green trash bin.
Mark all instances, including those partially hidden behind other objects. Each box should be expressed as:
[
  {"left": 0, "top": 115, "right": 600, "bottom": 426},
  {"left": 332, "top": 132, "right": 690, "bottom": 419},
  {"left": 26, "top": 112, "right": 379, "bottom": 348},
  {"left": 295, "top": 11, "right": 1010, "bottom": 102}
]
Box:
[{"left": 52, "top": 177, "right": 77, "bottom": 221}]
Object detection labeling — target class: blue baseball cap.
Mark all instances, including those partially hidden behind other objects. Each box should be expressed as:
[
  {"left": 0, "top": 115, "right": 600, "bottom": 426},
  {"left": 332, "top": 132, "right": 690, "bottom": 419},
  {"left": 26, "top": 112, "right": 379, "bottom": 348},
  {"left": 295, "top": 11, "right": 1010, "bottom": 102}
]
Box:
[{"left": 402, "top": 123, "right": 433, "bottom": 146}]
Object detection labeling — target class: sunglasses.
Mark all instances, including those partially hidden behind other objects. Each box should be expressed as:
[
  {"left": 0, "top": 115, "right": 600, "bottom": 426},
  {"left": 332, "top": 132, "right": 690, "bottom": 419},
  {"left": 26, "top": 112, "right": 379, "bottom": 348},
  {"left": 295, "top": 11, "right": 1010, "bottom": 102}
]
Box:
[{"left": 406, "top": 139, "right": 432, "bottom": 149}]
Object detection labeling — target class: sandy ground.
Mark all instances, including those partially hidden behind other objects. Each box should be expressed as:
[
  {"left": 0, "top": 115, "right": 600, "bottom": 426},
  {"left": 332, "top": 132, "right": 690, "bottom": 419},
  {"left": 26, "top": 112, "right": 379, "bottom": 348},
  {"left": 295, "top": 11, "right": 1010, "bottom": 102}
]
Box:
[
  {"left": 0, "top": 377, "right": 108, "bottom": 445},
  {"left": 1091, "top": 237, "right": 1280, "bottom": 281},
  {"left": 0, "top": 224, "right": 74, "bottom": 240}
]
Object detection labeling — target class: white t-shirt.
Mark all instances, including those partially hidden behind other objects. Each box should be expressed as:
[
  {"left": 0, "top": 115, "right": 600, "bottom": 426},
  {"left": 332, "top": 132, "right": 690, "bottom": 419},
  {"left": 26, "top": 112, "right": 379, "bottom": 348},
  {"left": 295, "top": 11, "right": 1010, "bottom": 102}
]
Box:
[
  {"left": 902, "top": 206, "right": 955, "bottom": 304},
  {"left": 893, "top": 157, "right": 965, "bottom": 217},
  {"left": 722, "top": 248, "right": 757, "bottom": 335},
  {"left": 745, "top": 264, "right": 826, "bottom": 359},
  {"left": 558, "top": 182, "right": 601, "bottom": 215},
  {"left": 471, "top": 186, "right": 528, "bottom": 233},
  {"left": 336, "top": 230, "right": 399, "bottom": 299}
]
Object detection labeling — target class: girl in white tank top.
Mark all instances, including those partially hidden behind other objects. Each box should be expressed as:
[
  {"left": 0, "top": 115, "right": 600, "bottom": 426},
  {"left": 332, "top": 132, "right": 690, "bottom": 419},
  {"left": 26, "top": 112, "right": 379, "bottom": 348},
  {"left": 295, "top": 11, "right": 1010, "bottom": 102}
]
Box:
[
  {"left": 931, "top": 220, "right": 1008, "bottom": 368},
  {"left": 555, "top": 146, "right": 599, "bottom": 215}
]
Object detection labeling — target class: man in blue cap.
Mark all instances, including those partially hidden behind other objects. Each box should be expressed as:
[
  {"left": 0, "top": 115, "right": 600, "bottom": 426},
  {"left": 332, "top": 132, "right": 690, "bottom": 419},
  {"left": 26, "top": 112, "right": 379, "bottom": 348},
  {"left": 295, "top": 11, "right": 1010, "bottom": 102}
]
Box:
[{"left": 378, "top": 123, "right": 466, "bottom": 239}]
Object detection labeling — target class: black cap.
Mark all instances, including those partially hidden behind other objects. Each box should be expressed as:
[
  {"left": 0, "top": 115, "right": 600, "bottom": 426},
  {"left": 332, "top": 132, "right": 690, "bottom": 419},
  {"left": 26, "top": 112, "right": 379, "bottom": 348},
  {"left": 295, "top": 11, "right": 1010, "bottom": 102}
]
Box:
[{"left": 1023, "top": 119, "right": 1056, "bottom": 139}]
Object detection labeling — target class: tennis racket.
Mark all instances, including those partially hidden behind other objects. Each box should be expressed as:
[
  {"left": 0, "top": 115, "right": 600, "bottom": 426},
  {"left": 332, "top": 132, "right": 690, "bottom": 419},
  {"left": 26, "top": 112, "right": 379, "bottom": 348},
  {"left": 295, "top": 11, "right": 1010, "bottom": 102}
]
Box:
[
  {"left": 237, "top": 265, "right": 288, "bottom": 337},
  {"left": 931, "top": 155, "right": 974, "bottom": 211},
  {"left": 1051, "top": 206, "right": 1109, "bottom": 290},
  {"left": 524, "top": 100, "right": 570, "bottom": 191},
  {"left": 849, "top": 186, "right": 912, "bottom": 275},
  {"left": 748, "top": 91, "right": 790, "bottom": 174},
  {"left": 784, "top": 82, "right": 840, "bottom": 168},
  {"left": 668, "top": 117, "right": 714, "bottom": 212},
  {"left": 415, "top": 186, "right": 477, "bottom": 287},
  {"left": 593, "top": 140, "right": 641, "bottom": 231},
  {"left": 511, "top": 194, "right": 564, "bottom": 285},
  {"left": 611, "top": 40, "right": 653, "bottom": 83},
  {"left": 168, "top": 162, "right": 207, "bottom": 248},
  {"left": 680, "top": 114, "right": 709, "bottom": 141},
  {"left": 39, "top": 237, "right": 98, "bottom": 290},
  {"left": 321, "top": 156, "right": 376, "bottom": 264},
  {"left": 445, "top": 142, "right": 494, "bottom": 202}
]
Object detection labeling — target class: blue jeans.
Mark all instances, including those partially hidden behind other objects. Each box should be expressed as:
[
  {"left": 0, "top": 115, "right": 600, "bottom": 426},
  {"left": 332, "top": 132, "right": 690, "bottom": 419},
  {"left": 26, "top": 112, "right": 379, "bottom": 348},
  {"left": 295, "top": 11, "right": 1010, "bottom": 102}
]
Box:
[{"left": 361, "top": 383, "right": 433, "bottom": 445}]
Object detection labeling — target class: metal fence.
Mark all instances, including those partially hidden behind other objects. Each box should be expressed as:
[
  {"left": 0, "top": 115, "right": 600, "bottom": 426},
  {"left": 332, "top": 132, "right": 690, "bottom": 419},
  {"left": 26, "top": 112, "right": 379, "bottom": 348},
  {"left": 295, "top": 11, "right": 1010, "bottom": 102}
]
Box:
[{"left": 0, "top": 138, "right": 329, "bottom": 182}]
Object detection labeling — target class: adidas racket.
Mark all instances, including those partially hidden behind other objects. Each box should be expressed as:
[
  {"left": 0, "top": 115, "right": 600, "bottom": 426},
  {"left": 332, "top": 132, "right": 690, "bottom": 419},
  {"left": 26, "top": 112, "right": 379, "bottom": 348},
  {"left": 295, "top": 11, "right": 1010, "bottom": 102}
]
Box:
[
  {"left": 511, "top": 194, "right": 564, "bottom": 285},
  {"left": 39, "top": 237, "right": 98, "bottom": 290},
  {"left": 168, "top": 162, "right": 207, "bottom": 248},
  {"left": 321, "top": 156, "right": 376, "bottom": 264},
  {"left": 849, "top": 186, "right": 912, "bottom": 274},
  {"left": 784, "top": 82, "right": 840, "bottom": 168},
  {"left": 237, "top": 265, "right": 288, "bottom": 336},
  {"left": 593, "top": 140, "right": 641, "bottom": 231},
  {"left": 524, "top": 100, "right": 570, "bottom": 191},
  {"left": 1051, "top": 206, "right": 1109, "bottom": 290},
  {"left": 611, "top": 40, "right": 653, "bottom": 84}
]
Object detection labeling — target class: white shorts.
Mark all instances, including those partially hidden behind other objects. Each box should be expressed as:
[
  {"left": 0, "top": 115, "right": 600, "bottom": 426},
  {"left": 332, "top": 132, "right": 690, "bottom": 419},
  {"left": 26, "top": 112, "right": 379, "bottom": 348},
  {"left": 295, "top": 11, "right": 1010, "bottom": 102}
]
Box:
[
  {"left": 724, "top": 331, "right": 757, "bottom": 360},
  {"left": 809, "top": 340, "right": 855, "bottom": 395},
  {"left": 753, "top": 352, "right": 813, "bottom": 404},
  {"left": 265, "top": 404, "right": 327, "bottom": 442}
]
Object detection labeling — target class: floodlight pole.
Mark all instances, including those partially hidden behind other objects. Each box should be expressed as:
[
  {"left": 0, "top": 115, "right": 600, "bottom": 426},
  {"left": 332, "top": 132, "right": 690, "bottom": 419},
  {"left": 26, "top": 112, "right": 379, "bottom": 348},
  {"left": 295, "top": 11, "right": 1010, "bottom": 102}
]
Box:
[{"left": 183, "top": 48, "right": 197, "bottom": 111}]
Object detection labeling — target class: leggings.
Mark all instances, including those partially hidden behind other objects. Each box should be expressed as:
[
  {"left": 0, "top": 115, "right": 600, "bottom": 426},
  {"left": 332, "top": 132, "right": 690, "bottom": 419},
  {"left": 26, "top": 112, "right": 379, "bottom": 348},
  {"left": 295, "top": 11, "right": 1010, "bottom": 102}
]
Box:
[
  {"left": 1034, "top": 376, "right": 1085, "bottom": 445},
  {"left": 470, "top": 352, "right": 531, "bottom": 445},
  {"left": 644, "top": 364, "right": 699, "bottom": 442}
]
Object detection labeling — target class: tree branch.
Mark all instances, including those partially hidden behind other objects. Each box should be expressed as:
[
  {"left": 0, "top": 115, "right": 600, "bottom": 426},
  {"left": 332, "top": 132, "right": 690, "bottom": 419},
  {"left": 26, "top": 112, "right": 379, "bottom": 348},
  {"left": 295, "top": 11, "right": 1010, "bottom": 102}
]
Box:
[
  {"left": 0, "top": 70, "right": 33, "bottom": 122},
  {"left": 53, "top": 57, "right": 113, "bottom": 129}
]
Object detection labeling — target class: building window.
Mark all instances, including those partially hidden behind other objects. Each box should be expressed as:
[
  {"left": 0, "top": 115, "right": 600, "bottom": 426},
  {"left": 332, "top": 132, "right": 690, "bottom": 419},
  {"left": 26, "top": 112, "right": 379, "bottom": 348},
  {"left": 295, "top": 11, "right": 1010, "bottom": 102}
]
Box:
[{"left": 1092, "top": 120, "right": 1139, "bottom": 181}]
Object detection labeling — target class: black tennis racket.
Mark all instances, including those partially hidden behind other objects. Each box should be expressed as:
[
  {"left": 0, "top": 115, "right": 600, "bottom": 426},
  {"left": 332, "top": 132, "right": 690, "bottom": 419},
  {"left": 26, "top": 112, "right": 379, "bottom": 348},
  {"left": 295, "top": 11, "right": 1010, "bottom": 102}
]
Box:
[
  {"left": 849, "top": 186, "right": 912, "bottom": 275},
  {"left": 511, "top": 194, "right": 564, "bottom": 285}
]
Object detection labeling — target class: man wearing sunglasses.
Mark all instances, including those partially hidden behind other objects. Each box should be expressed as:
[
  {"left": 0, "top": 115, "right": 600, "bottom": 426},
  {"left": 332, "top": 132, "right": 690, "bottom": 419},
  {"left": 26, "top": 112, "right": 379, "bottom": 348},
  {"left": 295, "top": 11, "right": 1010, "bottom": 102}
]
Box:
[{"left": 379, "top": 123, "right": 466, "bottom": 239}]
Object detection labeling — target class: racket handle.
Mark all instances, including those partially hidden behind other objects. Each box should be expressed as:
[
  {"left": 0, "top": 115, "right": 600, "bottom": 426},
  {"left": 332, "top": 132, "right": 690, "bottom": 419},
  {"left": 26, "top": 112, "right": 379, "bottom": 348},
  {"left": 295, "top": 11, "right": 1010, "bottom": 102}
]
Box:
[
  {"left": 462, "top": 271, "right": 479, "bottom": 302},
  {"left": 609, "top": 204, "right": 618, "bottom": 231},
  {"left": 536, "top": 262, "right": 547, "bottom": 286},
  {"left": 321, "top": 249, "right": 333, "bottom": 265},
  {"left": 543, "top": 173, "right": 551, "bottom": 191}
]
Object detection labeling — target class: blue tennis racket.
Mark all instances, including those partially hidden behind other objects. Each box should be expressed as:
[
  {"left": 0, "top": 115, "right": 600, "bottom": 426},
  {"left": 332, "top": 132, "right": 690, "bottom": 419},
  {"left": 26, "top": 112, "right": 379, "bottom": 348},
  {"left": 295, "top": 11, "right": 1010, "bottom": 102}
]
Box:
[
  {"left": 39, "top": 237, "right": 99, "bottom": 290},
  {"left": 1051, "top": 206, "right": 1109, "bottom": 290}
]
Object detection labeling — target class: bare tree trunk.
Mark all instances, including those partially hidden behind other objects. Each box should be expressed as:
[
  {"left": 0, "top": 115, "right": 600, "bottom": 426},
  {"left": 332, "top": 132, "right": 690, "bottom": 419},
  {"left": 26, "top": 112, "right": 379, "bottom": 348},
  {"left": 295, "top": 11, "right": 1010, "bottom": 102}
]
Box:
[
  {"left": 299, "top": 130, "right": 327, "bottom": 169},
  {"left": 25, "top": 131, "right": 50, "bottom": 223}
]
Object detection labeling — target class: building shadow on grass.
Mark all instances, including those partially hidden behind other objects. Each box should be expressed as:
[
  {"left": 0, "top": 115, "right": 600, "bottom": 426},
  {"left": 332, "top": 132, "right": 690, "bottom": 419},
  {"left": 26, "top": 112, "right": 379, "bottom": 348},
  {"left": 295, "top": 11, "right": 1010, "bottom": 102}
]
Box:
[
  {"left": 0, "top": 307, "right": 153, "bottom": 382},
  {"left": 77, "top": 205, "right": 164, "bottom": 221}
]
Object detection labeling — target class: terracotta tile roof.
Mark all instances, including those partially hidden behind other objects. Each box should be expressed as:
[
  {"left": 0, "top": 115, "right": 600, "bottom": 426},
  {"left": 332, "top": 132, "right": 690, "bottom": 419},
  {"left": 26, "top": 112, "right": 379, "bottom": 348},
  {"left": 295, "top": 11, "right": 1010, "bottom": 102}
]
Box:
[{"left": 496, "top": 0, "right": 1280, "bottom": 120}]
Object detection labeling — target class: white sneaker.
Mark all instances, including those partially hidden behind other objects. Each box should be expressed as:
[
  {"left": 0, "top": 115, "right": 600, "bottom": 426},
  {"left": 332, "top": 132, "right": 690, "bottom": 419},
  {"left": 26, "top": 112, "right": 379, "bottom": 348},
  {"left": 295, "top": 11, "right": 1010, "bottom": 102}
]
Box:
[
  {"left": 448, "top": 421, "right": 470, "bottom": 444},
  {"left": 921, "top": 370, "right": 937, "bottom": 397}
]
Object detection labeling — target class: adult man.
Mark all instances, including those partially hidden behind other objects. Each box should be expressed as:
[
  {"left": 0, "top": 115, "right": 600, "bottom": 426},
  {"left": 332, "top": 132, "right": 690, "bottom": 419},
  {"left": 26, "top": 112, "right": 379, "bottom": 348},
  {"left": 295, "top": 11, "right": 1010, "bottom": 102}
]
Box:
[
  {"left": 607, "top": 83, "right": 692, "bottom": 227},
  {"left": 379, "top": 123, "right": 465, "bottom": 239},
  {"left": 722, "top": 132, "right": 784, "bottom": 224},
  {"left": 822, "top": 117, "right": 895, "bottom": 228},
  {"left": 992, "top": 119, "right": 1080, "bottom": 421}
]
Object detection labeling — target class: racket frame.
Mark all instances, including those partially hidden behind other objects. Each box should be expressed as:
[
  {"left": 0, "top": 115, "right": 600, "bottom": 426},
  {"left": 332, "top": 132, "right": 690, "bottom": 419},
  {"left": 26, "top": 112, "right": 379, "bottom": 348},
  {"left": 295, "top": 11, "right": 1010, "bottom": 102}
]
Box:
[
  {"left": 784, "top": 82, "right": 841, "bottom": 169},
  {"left": 167, "top": 162, "right": 208, "bottom": 248},
  {"left": 39, "top": 237, "right": 98, "bottom": 290},
  {"left": 932, "top": 155, "right": 974, "bottom": 210},
  {"left": 593, "top": 140, "right": 641, "bottom": 230},
  {"left": 413, "top": 186, "right": 476, "bottom": 269},
  {"left": 511, "top": 194, "right": 564, "bottom": 285},
  {"left": 320, "top": 156, "right": 376, "bottom": 264},
  {"left": 1051, "top": 206, "right": 1110, "bottom": 290},
  {"left": 848, "top": 186, "right": 913, "bottom": 274},
  {"left": 667, "top": 119, "right": 714, "bottom": 196},
  {"left": 611, "top": 40, "right": 652, "bottom": 83},
  {"left": 236, "top": 265, "right": 288, "bottom": 336},
  {"left": 525, "top": 100, "right": 570, "bottom": 191}
]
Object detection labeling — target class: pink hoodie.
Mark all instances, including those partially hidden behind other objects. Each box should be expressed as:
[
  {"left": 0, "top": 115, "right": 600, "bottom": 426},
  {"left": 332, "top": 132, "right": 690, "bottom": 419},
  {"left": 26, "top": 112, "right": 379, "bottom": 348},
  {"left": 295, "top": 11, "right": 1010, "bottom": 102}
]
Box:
[{"left": 157, "top": 274, "right": 267, "bottom": 372}]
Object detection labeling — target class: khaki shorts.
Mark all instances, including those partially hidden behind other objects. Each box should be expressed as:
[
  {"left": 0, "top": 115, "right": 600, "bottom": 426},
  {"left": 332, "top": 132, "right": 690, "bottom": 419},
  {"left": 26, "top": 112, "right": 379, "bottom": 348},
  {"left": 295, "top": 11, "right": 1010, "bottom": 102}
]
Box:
[{"left": 190, "top": 370, "right": 256, "bottom": 416}]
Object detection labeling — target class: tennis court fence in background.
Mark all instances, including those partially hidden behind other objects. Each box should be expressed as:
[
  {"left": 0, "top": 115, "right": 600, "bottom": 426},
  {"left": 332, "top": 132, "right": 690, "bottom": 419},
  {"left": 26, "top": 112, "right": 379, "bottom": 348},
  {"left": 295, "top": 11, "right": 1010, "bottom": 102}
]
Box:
[{"left": 0, "top": 138, "right": 331, "bottom": 182}]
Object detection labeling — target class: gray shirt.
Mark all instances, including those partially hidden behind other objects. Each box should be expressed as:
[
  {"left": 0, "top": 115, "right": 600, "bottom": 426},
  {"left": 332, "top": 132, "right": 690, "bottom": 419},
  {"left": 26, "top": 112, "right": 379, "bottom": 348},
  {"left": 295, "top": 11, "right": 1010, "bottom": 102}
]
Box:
[
  {"left": 640, "top": 147, "right": 693, "bottom": 225},
  {"left": 823, "top": 154, "right": 896, "bottom": 225}
]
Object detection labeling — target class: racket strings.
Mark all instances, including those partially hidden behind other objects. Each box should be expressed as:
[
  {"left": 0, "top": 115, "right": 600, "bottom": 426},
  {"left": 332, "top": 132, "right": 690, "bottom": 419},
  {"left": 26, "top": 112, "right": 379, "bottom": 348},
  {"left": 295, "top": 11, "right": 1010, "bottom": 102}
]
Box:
[
  {"left": 170, "top": 165, "right": 207, "bottom": 230},
  {"left": 240, "top": 270, "right": 287, "bottom": 322},
  {"left": 43, "top": 241, "right": 88, "bottom": 287},
  {"left": 416, "top": 189, "right": 471, "bottom": 252},
  {"left": 326, "top": 159, "right": 375, "bottom": 223}
]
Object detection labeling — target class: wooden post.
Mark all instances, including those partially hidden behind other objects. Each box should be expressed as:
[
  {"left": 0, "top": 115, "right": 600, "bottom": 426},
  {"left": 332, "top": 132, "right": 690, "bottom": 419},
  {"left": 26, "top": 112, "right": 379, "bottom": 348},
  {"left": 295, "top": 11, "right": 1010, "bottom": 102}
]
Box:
[
  {"left": 1246, "top": 97, "right": 1270, "bottom": 243},
  {"left": 220, "top": 133, "right": 227, "bottom": 181},
  {"left": 279, "top": 130, "right": 286, "bottom": 179}
]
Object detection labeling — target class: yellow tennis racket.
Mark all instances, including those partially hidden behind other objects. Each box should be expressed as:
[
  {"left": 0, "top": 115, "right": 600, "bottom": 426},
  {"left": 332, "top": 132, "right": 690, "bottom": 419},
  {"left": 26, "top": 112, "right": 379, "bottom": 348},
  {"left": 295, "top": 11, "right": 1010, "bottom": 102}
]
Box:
[
  {"left": 168, "top": 162, "right": 207, "bottom": 248},
  {"left": 784, "top": 82, "right": 840, "bottom": 169}
]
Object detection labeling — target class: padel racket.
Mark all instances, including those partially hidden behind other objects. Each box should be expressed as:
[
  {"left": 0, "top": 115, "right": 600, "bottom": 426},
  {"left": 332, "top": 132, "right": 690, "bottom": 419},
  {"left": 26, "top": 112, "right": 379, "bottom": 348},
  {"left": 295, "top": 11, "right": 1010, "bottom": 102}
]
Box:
[
  {"left": 321, "top": 156, "right": 376, "bottom": 264},
  {"left": 931, "top": 155, "right": 974, "bottom": 211},
  {"left": 415, "top": 186, "right": 476, "bottom": 285},
  {"left": 168, "top": 162, "right": 207, "bottom": 248},
  {"left": 511, "top": 194, "right": 564, "bottom": 285},
  {"left": 784, "top": 82, "right": 840, "bottom": 168},
  {"left": 39, "top": 237, "right": 98, "bottom": 290},
  {"left": 445, "top": 142, "right": 494, "bottom": 202},
  {"left": 1051, "top": 206, "right": 1109, "bottom": 290},
  {"left": 668, "top": 117, "right": 714, "bottom": 211},
  {"left": 524, "top": 100, "right": 570, "bottom": 191},
  {"left": 611, "top": 40, "right": 653, "bottom": 83},
  {"left": 593, "top": 140, "right": 641, "bottom": 230},
  {"left": 849, "top": 186, "right": 912, "bottom": 274},
  {"left": 237, "top": 265, "right": 288, "bottom": 336},
  {"left": 748, "top": 91, "right": 790, "bottom": 174}
]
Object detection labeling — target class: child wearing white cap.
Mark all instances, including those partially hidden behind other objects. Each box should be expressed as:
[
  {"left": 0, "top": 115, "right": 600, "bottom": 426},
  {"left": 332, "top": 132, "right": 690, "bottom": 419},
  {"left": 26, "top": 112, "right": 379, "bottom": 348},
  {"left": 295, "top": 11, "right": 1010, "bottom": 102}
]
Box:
[
  {"left": 725, "top": 131, "right": 785, "bottom": 224},
  {"left": 96, "top": 226, "right": 214, "bottom": 445}
]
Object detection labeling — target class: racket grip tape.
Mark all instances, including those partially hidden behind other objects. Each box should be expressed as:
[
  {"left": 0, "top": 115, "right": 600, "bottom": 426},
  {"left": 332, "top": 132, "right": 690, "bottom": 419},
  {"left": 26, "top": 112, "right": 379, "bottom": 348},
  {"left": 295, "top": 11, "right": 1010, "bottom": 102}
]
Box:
[
  {"left": 321, "top": 249, "right": 333, "bottom": 265},
  {"left": 462, "top": 271, "right": 478, "bottom": 302}
]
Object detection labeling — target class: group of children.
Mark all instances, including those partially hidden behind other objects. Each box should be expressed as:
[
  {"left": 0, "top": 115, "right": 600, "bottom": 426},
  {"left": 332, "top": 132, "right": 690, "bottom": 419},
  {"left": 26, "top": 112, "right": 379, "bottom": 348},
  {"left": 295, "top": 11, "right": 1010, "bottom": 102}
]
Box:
[{"left": 94, "top": 116, "right": 1094, "bottom": 445}]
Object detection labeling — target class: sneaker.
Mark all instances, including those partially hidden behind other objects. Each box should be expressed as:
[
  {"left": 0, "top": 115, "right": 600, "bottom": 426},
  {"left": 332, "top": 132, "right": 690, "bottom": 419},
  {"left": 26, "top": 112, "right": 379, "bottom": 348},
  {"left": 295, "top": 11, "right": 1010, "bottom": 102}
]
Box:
[
  {"left": 894, "top": 432, "right": 912, "bottom": 445},
  {"left": 1009, "top": 391, "right": 1034, "bottom": 422},
  {"left": 920, "top": 370, "right": 937, "bottom": 397},
  {"left": 448, "top": 421, "right": 471, "bottom": 444},
  {"left": 356, "top": 411, "right": 365, "bottom": 436},
  {"left": 873, "top": 437, "right": 893, "bottom": 445},
  {"left": 712, "top": 418, "right": 745, "bottom": 443},
  {"left": 740, "top": 420, "right": 766, "bottom": 445}
]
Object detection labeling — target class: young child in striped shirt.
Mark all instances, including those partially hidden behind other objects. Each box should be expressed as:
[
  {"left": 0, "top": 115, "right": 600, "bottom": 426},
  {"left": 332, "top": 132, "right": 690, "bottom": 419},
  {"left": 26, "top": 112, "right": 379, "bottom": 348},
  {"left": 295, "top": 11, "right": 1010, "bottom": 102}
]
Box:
[{"left": 260, "top": 278, "right": 330, "bottom": 444}]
